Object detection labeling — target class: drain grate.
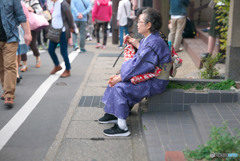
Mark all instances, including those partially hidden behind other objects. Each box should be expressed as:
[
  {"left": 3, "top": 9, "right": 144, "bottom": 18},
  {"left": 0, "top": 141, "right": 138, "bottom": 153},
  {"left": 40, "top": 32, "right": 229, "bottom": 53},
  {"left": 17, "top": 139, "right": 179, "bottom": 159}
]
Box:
[{"left": 78, "top": 96, "right": 104, "bottom": 108}]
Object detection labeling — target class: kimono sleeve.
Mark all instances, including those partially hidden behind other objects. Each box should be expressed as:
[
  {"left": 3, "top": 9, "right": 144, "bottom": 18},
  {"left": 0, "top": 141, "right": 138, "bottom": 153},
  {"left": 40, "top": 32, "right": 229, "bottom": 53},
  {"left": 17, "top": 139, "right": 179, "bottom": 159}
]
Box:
[{"left": 120, "top": 46, "right": 158, "bottom": 82}]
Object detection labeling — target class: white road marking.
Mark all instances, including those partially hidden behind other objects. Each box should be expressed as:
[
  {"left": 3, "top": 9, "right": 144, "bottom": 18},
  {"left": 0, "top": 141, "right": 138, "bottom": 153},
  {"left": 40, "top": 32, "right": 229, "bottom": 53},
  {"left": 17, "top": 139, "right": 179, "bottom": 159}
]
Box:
[{"left": 0, "top": 51, "right": 79, "bottom": 151}]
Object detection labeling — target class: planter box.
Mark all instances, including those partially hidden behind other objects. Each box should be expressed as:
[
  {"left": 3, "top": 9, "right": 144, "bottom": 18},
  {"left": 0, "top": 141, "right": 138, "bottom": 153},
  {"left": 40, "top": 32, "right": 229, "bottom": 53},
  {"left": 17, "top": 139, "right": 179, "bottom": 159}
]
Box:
[{"left": 147, "top": 78, "right": 239, "bottom": 112}]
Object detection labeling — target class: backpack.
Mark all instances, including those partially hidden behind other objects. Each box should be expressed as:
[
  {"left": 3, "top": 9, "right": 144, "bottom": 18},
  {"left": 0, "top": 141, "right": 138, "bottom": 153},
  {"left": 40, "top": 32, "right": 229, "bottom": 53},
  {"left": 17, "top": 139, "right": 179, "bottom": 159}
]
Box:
[{"left": 182, "top": 17, "right": 196, "bottom": 38}]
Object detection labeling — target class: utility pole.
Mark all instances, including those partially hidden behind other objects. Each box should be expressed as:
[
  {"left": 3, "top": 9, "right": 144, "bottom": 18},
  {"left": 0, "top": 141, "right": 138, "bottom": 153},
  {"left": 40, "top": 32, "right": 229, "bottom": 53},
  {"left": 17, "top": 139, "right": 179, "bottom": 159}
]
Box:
[
  {"left": 112, "top": 0, "right": 120, "bottom": 44},
  {"left": 152, "top": 0, "right": 169, "bottom": 37}
]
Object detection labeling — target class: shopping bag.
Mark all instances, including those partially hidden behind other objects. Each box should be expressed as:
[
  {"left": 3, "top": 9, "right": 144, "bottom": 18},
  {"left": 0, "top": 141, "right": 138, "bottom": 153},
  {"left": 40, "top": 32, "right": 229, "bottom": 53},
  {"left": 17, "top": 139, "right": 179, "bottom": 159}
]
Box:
[{"left": 28, "top": 12, "right": 49, "bottom": 31}]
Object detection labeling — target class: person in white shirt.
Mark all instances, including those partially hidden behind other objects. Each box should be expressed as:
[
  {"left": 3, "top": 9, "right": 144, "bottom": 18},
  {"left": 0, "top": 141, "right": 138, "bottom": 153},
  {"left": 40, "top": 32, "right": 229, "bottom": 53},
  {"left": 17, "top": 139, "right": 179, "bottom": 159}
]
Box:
[
  {"left": 117, "top": 0, "right": 131, "bottom": 49},
  {"left": 48, "top": 0, "right": 74, "bottom": 78}
]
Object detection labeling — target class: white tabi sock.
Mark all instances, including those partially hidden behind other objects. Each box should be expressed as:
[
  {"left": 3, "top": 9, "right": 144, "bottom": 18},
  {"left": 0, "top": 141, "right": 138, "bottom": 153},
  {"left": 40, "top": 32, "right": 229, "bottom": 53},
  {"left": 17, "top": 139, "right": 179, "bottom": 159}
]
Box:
[{"left": 118, "top": 118, "right": 128, "bottom": 131}]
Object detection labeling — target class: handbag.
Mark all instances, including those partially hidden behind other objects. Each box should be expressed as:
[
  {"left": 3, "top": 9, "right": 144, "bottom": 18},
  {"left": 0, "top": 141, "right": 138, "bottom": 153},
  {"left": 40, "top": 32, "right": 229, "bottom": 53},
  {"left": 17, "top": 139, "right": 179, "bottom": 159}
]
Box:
[
  {"left": 46, "top": 25, "right": 62, "bottom": 43},
  {"left": 123, "top": 3, "right": 133, "bottom": 27},
  {"left": 127, "top": 18, "right": 133, "bottom": 28},
  {"left": 28, "top": 12, "right": 49, "bottom": 30},
  {"left": 39, "top": 0, "right": 51, "bottom": 21},
  {"left": 43, "top": 10, "right": 52, "bottom": 21}
]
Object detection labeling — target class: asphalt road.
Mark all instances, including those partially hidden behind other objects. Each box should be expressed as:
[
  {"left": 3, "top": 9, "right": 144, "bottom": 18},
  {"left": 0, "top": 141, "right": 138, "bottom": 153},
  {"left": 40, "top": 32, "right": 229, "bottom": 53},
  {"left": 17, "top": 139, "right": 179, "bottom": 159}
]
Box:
[{"left": 0, "top": 48, "right": 94, "bottom": 161}]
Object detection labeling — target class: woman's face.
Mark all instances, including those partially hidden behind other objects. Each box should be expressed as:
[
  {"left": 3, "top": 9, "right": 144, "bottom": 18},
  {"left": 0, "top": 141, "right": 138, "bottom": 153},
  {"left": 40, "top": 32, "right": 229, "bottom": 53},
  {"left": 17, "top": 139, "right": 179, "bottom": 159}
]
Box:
[{"left": 137, "top": 14, "right": 150, "bottom": 35}]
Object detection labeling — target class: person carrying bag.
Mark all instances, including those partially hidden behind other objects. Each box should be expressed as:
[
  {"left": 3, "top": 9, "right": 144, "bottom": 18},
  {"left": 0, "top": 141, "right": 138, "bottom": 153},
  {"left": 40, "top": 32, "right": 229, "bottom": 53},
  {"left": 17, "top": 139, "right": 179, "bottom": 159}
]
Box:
[
  {"left": 47, "top": 0, "right": 75, "bottom": 78},
  {"left": 117, "top": 0, "right": 131, "bottom": 48},
  {"left": 123, "top": 3, "right": 133, "bottom": 28},
  {"left": 22, "top": 0, "right": 44, "bottom": 68}
]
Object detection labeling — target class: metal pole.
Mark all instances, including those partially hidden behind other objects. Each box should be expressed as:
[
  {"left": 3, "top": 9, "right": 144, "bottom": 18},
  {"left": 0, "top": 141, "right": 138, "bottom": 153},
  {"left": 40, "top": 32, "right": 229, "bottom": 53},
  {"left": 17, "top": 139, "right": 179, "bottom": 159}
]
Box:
[{"left": 153, "top": 0, "right": 169, "bottom": 36}]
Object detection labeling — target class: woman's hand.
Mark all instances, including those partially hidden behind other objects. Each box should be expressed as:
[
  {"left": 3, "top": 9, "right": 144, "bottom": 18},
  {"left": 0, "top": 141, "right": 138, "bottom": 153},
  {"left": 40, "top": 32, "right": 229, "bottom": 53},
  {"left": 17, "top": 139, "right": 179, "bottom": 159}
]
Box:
[
  {"left": 128, "top": 37, "right": 139, "bottom": 49},
  {"left": 108, "top": 75, "right": 122, "bottom": 87}
]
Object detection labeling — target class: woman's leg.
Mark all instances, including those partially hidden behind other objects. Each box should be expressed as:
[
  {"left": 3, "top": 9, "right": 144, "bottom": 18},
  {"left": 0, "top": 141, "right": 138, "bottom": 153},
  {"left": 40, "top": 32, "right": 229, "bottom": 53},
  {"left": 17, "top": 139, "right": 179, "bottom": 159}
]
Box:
[
  {"left": 102, "top": 22, "right": 108, "bottom": 46},
  {"left": 29, "top": 30, "right": 41, "bottom": 67},
  {"left": 119, "top": 26, "right": 124, "bottom": 47},
  {"left": 48, "top": 39, "right": 59, "bottom": 67},
  {"left": 20, "top": 54, "right": 28, "bottom": 72},
  {"left": 43, "top": 26, "right": 49, "bottom": 44},
  {"left": 124, "top": 25, "right": 129, "bottom": 36},
  {"left": 59, "top": 32, "right": 71, "bottom": 70},
  {"left": 95, "top": 23, "right": 101, "bottom": 44},
  {"left": 37, "top": 30, "right": 42, "bottom": 47}
]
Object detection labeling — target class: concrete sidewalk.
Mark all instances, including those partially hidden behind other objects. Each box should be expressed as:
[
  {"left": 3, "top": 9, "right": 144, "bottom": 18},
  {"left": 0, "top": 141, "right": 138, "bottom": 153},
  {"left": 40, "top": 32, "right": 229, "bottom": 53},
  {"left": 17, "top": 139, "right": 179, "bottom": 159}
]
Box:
[
  {"left": 44, "top": 38, "right": 150, "bottom": 161},
  {"left": 43, "top": 36, "right": 229, "bottom": 161}
]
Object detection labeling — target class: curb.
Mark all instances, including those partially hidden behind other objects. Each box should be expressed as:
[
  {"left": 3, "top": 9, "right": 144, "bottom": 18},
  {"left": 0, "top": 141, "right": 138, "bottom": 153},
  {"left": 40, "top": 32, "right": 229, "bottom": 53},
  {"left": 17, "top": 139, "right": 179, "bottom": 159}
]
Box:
[{"left": 44, "top": 52, "right": 98, "bottom": 161}]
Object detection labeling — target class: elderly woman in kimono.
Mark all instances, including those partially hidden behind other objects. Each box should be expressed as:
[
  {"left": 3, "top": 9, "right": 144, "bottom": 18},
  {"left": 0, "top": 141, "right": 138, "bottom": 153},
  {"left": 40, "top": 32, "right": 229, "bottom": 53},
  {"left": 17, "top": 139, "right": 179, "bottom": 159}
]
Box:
[{"left": 99, "top": 8, "right": 172, "bottom": 137}]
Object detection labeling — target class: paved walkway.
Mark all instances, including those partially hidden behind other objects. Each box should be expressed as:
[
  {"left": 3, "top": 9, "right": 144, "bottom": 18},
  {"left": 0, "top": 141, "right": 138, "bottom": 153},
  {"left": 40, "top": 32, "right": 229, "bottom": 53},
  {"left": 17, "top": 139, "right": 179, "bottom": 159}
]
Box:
[
  {"left": 44, "top": 38, "right": 149, "bottom": 161},
  {"left": 43, "top": 36, "right": 237, "bottom": 161}
]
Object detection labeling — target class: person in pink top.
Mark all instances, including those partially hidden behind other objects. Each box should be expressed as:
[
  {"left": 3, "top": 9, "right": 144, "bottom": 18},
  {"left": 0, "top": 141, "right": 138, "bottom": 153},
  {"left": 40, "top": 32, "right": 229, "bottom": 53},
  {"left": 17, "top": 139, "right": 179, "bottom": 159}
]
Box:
[
  {"left": 16, "top": 2, "right": 31, "bottom": 83},
  {"left": 92, "top": 0, "right": 112, "bottom": 49}
]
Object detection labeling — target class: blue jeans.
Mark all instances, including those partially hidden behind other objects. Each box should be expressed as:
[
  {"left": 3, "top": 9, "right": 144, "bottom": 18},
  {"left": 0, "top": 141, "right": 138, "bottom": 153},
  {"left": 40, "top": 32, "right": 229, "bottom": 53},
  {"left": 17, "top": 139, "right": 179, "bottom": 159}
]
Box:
[
  {"left": 72, "top": 21, "right": 87, "bottom": 49},
  {"left": 48, "top": 32, "right": 71, "bottom": 70},
  {"left": 119, "top": 26, "right": 129, "bottom": 46}
]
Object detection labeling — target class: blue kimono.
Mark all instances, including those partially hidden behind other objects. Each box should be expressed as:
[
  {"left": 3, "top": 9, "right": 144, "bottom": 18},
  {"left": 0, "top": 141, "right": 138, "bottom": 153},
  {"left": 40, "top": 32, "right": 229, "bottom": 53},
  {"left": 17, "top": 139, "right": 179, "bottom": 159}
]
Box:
[{"left": 102, "top": 33, "right": 172, "bottom": 119}]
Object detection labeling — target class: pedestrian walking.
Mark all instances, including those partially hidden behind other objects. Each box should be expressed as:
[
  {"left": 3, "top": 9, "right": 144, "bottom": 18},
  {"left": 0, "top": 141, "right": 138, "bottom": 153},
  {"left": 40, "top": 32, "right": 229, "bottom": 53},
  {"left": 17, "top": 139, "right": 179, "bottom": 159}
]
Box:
[
  {"left": 48, "top": 0, "right": 74, "bottom": 78},
  {"left": 0, "top": 0, "right": 32, "bottom": 108},
  {"left": 71, "top": 0, "right": 92, "bottom": 53},
  {"left": 17, "top": 1, "right": 32, "bottom": 83},
  {"left": 117, "top": 0, "right": 131, "bottom": 49},
  {"left": 92, "top": 0, "right": 112, "bottom": 49},
  {"left": 37, "top": 0, "right": 51, "bottom": 50},
  {"left": 22, "top": 0, "right": 43, "bottom": 68}
]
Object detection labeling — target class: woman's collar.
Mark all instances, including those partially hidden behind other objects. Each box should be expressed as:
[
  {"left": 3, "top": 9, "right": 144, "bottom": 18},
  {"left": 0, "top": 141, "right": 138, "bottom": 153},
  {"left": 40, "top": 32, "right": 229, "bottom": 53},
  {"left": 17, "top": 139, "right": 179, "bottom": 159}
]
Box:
[{"left": 142, "top": 33, "right": 152, "bottom": 43}]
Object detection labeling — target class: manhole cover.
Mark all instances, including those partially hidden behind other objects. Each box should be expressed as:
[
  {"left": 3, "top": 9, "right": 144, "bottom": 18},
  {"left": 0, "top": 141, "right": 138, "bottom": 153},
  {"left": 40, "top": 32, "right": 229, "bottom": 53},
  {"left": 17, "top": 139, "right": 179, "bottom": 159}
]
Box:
[{"left": 56, "top": 82, "right": 67, "bottom": 86}]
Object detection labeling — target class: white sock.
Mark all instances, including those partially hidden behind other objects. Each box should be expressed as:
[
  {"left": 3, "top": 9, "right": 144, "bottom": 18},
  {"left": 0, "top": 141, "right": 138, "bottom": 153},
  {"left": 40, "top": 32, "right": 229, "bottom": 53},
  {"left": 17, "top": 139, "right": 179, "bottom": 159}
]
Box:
[{"left": 118, "top": 118, "right": 128, "bottom": 130}]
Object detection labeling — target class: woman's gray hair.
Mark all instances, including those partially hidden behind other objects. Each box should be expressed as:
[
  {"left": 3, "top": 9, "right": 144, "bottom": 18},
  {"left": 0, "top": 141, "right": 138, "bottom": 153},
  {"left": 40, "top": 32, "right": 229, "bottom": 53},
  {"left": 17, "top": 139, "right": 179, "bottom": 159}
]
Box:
[{"left": 142, "top": 8, "right": 162, "bottom": 33}]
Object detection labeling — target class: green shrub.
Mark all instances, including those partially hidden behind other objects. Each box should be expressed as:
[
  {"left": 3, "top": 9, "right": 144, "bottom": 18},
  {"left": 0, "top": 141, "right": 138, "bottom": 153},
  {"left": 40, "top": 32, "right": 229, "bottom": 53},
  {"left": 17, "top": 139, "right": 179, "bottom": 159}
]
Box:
[
  {"left": 200, "top": 54, "right": 221, "bottom": 79},
  {"left": 167, "top": 79, "right": 236, "bottom": 90},
  {"left": 207, "top": 79, "right": 236, "bottom": 90},
  {"left": 184, "top": 122, "right": 240, "bottom": 161}
]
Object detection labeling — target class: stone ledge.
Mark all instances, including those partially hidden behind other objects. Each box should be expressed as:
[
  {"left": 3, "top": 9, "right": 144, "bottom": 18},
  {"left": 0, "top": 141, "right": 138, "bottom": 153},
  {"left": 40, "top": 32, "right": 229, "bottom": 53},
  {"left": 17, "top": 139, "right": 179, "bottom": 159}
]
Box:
[{"left": 148, "top": 78, "right": 239, "bottom": 112}]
